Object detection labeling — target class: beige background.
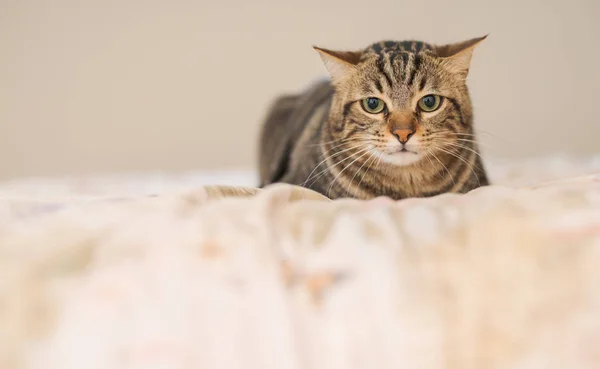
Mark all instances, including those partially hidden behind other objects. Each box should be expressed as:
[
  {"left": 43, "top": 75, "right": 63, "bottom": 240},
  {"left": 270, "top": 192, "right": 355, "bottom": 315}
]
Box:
[{"left": 1, "top": 0, "right": 598, "bottom": 180}]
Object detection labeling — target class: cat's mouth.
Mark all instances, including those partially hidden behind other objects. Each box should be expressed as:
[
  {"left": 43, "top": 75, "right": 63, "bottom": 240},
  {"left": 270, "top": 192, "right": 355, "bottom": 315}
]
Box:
[
  {"left": 395, "top": 147, "right": 418, "bottom": 155},
  {"left": 380, "top": 146, "right": 419, "bottom": 156},
  {"left": 377, "top": 145, "right": 422, "bottom": 166}
]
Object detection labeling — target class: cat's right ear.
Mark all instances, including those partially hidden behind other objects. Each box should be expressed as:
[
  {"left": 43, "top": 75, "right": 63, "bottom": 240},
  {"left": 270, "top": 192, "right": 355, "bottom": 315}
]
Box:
[
  {"left": 435, "top": 35, "right": 488, "bottom": 77},
  {"left": 313, "top": 46, "right": 361, "bottom": 85}
]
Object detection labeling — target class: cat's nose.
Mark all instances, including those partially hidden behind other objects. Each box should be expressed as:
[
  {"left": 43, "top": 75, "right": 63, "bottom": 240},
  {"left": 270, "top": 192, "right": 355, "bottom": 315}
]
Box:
[{"left": 392, "top": 128, "right": 415, "bottom": 144}]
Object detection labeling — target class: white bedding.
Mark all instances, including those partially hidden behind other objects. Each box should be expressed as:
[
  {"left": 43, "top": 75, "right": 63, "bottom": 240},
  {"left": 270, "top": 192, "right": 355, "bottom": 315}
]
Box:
[
  {"left": 1, "top": 155, "right": 600, "bottom": 199},
  {"left": 1, "top": 155, "right": 600, "bottom": 369}
]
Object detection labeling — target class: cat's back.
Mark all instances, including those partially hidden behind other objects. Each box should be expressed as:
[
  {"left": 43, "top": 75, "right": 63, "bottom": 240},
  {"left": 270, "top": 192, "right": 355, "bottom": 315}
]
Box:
[{"left": 258, "top": 79, "right": 333, "bottom": 186}]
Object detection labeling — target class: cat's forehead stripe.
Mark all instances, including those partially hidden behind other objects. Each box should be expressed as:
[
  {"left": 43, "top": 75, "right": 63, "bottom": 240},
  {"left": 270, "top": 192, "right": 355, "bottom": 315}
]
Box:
[
  {"left": 373, "top": 79, "right": 383, "bottom": 93},
  {"left": 419, "top": 76, "right": 427, "bottom": 91},
  {"left": 366, "top": 40, "right": 433, "bottom": 55},
  {"left": 377, "top": 54, "right": 394, "bottom": 88},
  {"left": 368, "top": 49, "right": 424, "bottom": 90},
  {"left": 406, "top": 54, "right": 421, "bottom": 87},
  {"left": 383, "top": 41, "right": 396, "bottom": 49},
  {"left": 370, "top": 43, "right": 383, "bottom": 54}
]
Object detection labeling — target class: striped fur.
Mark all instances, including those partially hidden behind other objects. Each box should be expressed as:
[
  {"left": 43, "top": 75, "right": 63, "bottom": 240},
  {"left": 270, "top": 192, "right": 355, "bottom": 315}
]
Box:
[{"left": 259, "top": 37, "right": 490, "bottom": 200}]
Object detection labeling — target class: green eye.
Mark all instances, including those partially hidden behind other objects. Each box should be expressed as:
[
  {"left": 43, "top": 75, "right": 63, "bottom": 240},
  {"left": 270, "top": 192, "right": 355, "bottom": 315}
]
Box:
[
  {"left": 418, "top": 94, "right": 442, "bottom": 112},
  {"left": 361, "top": 97, "right": 386, "bottom": 114}
]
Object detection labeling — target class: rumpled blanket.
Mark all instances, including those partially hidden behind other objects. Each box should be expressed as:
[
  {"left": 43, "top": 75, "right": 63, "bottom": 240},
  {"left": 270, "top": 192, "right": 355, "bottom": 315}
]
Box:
[{"left": 1, "top": 158, "right": 600, "bottom": 369}]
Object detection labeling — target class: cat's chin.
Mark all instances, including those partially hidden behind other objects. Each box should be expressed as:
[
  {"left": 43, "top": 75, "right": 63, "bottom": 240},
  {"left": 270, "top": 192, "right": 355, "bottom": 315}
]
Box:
[{"left": 380, "top": 151, "right": 422, "bottom": 166}]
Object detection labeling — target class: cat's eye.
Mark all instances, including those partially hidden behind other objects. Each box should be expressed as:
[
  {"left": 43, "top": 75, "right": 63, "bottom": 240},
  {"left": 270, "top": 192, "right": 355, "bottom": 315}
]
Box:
[
  {"left": 418, "top": 95, "right": 442, "bottom": 112},
  {"left": 361, "top": 97, "right": 386, "bottom": 114}
]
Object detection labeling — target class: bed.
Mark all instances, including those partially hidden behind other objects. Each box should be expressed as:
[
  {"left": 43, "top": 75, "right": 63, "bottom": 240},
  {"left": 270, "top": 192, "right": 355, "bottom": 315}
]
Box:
[{"left": 1, "top": 155, "right": 600, "bottom": 369}]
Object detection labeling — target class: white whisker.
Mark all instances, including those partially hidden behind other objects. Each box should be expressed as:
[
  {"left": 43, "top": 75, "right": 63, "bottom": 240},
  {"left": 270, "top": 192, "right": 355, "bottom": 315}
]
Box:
[
  {"left": 427, "top": 149, "right": 455, "bottom": 186},
  {"left": 302, "top": 143, "right": 369, "bottom": 186},
  {"left": 432, "top": 145, "right": 480, "bottom": 186},
  {"left": 326, "top": 148, "right": 373, "bottom": 197},
  {"left": 346, "top": 149, "right": 376, "bottom": 197},
  {"left": 306, "top": 146, "right": 371, "bottom": 188}
]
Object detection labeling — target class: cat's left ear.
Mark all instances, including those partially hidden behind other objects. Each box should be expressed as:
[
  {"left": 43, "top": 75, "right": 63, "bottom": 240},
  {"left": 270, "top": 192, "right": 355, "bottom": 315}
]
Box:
[
  {"left": 436, "top": 35, "right": 488, "bottom": 77},
  {"left": 313, "top": 46, "right": 362, "bottom": 85}
]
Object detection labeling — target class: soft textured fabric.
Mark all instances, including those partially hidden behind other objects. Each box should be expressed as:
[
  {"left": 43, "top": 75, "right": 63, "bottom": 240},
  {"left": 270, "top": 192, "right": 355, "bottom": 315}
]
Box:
[{"left": 1, "top": 157, "right": 600, "bottom": 369}]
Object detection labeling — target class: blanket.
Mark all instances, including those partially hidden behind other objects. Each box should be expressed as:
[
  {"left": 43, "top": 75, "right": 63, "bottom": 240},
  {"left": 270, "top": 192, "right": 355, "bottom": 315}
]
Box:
[{"left": 1, "top": 156, "right": 600, "bottom": 369}]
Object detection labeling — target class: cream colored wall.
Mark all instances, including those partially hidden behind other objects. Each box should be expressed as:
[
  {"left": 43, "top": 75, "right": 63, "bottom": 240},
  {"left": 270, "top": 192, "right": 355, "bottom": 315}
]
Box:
[{"left": 1, "top": 0, "right": 598, "bottom": 180}]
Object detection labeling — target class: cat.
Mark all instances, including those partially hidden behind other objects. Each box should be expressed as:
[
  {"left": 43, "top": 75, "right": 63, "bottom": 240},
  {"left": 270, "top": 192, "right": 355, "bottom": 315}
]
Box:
[{"left": 258, "top": 36, "right": 490, "bottom": 200}]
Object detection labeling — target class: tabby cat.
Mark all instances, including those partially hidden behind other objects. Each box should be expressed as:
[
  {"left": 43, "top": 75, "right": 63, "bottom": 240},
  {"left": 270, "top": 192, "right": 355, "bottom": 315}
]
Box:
[{"left": 258, "top": 36, "right": 490, "bottom": 200}]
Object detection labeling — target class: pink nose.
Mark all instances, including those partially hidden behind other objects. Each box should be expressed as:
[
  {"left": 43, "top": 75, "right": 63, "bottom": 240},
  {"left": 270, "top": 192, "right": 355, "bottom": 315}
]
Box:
[{"left": 392, "top": 129, "right": 415, "bottom": 144}]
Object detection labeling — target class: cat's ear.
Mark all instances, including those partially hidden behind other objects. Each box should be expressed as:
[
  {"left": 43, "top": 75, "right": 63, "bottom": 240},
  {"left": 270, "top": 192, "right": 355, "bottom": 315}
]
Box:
[
  {"left": 435, "top": 35, "right": 488, "bottom": 77},
  {"left": 313, "top": 46, "right": 361, "bottom": 84}
]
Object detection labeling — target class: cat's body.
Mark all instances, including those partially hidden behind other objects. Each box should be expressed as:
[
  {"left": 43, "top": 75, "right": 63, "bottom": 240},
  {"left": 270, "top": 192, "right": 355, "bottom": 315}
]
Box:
[{"left": 259, "top": 38, "right": 489, "bottom": 200}]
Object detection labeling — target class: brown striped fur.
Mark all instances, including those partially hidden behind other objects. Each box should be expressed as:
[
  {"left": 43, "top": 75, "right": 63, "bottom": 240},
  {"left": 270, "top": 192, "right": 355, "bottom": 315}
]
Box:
[{"left": 258, "top": 37, "right": 490, "bottom": 200}]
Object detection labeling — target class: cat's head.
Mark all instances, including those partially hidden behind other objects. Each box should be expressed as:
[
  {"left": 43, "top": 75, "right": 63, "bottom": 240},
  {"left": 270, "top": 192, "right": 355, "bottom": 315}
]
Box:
[{"left": 315, "top": 36, "right": 486, "bottom": 167}]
